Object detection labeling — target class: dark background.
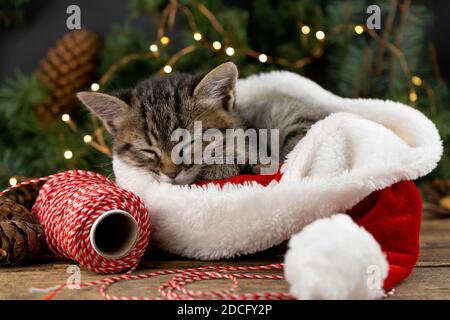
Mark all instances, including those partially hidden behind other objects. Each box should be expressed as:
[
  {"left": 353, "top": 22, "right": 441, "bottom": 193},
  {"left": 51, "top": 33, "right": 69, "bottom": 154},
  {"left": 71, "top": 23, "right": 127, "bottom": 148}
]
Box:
[{"left": 1, "top": 0, "right": 449, "bottom": 81}]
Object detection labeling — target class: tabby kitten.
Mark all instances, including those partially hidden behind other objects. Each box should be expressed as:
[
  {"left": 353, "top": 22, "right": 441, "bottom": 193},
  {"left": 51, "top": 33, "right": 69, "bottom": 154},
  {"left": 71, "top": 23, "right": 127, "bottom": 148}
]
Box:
[{"left": 78, "top": 62, "right": 247, "bottom": 185}]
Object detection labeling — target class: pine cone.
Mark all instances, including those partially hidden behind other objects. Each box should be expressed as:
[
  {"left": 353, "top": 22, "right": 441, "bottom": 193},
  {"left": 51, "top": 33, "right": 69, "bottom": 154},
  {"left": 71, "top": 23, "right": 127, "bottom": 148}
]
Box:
[
  {"left": 0, "top": 197, "right": 47, "bottom": 266},
  {"left": 35, "top": 29, "right": 100, "bottom": 122},
  {"left": 423, "top": 178, "right": 450, "bottom": 216},
  {"left": 4, "top": 178, "right": 44, "bottom": 210}
]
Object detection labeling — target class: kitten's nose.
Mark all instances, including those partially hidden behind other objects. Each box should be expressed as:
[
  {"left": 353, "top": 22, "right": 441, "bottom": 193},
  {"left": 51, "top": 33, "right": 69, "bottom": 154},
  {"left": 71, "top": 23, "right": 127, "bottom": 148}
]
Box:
[
  {"left": 161, "top": 153, "right": 181, "bottom": 180},
  {"left": 163, "top": 169, "right": 179, "bottom": 179}
]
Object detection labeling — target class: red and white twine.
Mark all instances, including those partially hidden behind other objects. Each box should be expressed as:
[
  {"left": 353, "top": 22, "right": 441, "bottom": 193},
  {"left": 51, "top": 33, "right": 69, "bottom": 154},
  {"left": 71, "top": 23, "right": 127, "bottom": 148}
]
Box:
[
  {"left": 1, "top": 170, "right": 151, "bottom": 274},
  {"left": 46, "top": 263, "right": 292, "bottom": 300}
]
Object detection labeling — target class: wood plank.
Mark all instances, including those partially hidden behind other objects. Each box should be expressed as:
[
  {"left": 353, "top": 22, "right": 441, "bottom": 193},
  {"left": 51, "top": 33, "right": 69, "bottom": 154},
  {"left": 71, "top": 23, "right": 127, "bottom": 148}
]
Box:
[
  {"left": 390, "top": 267, "right": 450, "bottom": 300},
  {"left": 421, "top": 211, "right": 450, "bottom": 244},
  {"left": 419, "top": 211, "right": 450, "bottom": 265}
]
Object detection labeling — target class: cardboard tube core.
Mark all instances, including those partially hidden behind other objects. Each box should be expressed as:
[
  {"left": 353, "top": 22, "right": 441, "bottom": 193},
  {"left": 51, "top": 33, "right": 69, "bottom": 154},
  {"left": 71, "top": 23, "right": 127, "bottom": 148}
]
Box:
[{"left": 90, "top": 210, "right": 138, "bottom": 259}]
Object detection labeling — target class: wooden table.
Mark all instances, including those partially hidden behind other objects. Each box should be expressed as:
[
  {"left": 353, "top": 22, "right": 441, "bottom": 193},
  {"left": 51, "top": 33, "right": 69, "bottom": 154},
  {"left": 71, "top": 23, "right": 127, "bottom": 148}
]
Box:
[{"left": 1, "top": 211, "right": 449, "bottom": 300}]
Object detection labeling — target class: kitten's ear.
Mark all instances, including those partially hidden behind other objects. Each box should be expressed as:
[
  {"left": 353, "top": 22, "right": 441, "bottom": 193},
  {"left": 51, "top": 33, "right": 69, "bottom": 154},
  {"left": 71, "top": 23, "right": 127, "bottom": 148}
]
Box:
[
  {"left": 77, "top": 91, "right": 129, "bottom": 134},
  {"left": 193, "top": 62, "right": 238, "bottom": 111}
]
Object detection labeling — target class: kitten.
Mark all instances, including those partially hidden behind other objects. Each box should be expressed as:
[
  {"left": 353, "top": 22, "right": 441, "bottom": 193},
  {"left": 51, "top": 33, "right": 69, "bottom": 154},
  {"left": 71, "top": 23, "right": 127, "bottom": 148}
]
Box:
[
  {"left": 78, "top": 62, "right": 248, "bottom": 185},
  {"left": 78, "top": 62, "right": 327, "bottom": 185}
]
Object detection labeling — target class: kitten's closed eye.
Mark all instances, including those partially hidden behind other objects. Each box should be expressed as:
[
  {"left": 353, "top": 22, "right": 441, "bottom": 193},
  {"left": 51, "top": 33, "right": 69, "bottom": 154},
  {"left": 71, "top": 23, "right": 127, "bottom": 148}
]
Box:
[{"left": 140, "top": 149, "right": 158, "bottom": 156}]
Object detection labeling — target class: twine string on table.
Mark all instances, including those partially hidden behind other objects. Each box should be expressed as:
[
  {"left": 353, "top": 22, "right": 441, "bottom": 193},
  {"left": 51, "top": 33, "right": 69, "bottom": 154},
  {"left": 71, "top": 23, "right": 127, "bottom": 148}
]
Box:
[{"left": 45, "top": 263, "right": 293, "bottom": 300}]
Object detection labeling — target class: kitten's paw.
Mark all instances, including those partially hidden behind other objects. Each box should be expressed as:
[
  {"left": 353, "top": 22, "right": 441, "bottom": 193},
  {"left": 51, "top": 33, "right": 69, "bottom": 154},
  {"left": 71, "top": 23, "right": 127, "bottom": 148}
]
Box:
[{"left": 197, "top": 164, "right": 241, "bottom": 181}]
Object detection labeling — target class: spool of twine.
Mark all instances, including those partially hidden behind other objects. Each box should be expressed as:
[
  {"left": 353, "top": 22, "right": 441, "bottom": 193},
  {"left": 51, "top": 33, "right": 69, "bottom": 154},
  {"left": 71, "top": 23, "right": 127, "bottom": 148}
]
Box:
[{"left": 1, "top": 170, "right": 150, "bottom": 274}]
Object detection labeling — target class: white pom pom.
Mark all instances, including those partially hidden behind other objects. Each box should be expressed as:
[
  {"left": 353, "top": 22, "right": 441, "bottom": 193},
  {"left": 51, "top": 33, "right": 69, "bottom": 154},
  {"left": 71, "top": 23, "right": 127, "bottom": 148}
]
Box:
[{"left": 284, "top": 214, "right": 388, "bottom": 300}]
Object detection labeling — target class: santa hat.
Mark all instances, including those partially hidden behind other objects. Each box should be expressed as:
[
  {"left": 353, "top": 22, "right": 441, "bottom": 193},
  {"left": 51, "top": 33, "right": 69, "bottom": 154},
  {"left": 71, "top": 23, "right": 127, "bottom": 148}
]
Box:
[
  {"left": 114, "top": 71, "right": 442, "bottom": 299},
  {"left": 284, "top": 180, "right": 421, "bottom": 299}
]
